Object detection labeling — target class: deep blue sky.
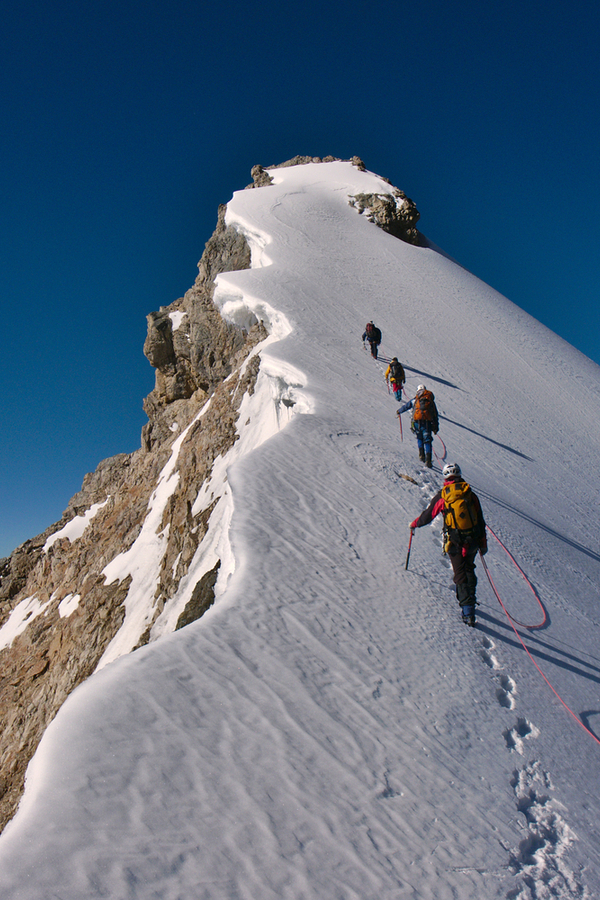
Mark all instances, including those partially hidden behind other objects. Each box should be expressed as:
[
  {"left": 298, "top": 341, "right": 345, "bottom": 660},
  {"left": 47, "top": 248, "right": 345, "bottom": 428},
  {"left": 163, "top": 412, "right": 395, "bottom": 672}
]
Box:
[{"left": 2, "top": 0, "right": 599, "bottom": 557}]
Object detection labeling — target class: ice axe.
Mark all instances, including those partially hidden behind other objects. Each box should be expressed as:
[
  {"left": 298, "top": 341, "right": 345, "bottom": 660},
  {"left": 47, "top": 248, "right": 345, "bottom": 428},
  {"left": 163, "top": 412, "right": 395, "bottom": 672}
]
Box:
[{"left": 405, "top": 528, "right": 414, "bottom": 570}]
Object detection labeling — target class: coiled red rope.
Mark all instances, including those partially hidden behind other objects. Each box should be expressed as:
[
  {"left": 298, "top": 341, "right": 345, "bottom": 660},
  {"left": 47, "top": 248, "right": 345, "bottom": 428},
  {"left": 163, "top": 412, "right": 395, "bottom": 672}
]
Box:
[
  {"left": 484, "top": 526, "right": 546, "bottom": 629},
  {"left": 481, "top": 528, "right": 600, "bottom": 747}
]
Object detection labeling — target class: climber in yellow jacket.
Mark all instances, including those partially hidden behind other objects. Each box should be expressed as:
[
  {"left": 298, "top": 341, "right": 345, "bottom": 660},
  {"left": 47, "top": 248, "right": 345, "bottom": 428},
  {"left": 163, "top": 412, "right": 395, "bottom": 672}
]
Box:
[{"left": 384, "top": 357, "right": 405, "bottom": 401}]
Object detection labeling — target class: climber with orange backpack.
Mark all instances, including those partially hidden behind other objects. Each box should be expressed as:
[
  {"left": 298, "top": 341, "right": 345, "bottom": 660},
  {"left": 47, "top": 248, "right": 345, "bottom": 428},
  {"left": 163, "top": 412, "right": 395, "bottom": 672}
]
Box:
[
  {"left": 397, "top": 384, "right": 439, "bottom": 467},
  {"left": 408, "top": 463, "right": 488, "bottom": 626}
]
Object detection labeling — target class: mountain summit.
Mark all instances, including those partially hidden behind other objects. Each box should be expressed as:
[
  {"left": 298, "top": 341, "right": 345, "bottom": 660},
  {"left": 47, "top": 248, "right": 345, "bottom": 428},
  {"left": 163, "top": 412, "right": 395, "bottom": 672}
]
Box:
[{"left": 1, "top": 158, "right": 599, "bottom": 899}]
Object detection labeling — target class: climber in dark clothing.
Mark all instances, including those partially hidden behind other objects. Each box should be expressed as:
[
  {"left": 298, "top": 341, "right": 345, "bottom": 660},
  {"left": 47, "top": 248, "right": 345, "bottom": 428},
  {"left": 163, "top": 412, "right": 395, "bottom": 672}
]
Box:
[{"left": 362, "top": 321, "right": 382, "bottom": 358}]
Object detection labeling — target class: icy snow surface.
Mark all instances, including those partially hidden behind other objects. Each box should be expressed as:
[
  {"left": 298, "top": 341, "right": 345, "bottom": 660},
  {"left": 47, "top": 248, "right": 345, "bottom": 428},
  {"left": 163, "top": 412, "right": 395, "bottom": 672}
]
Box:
[{"left": 1, "top": 161, "right": 599, "bottom": 899}]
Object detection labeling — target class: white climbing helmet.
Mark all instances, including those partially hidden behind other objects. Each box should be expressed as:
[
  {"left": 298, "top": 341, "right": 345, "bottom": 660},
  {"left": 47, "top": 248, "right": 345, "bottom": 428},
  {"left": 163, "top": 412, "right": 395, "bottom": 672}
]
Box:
[
  {"left": 416, "top": 384, "right": 425, "bottom": 393},
  {"left": 443, "top": 463, "right": 462, "bottom": 479}
]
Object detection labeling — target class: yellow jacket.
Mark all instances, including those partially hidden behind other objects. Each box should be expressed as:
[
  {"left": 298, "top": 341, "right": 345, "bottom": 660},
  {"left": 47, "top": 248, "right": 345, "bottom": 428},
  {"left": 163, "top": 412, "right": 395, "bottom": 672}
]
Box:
[{"left": 385, "top": 362, "right": 405, "bottom": 384}]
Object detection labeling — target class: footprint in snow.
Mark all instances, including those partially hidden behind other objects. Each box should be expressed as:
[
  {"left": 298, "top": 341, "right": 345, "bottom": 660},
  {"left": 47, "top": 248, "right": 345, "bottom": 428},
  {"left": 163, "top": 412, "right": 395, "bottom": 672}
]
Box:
[
  {"left": 504, "top": 717, "right": 539, "bottom": 753},
  {"left": 507, "top": 760, "right": 583, "bottom": 897},
  {"left": 496, "top": 674, "right": 517, "bottom": 710},
  {"left": 480, "top": 647, "right": 500, "bottom": 670}
]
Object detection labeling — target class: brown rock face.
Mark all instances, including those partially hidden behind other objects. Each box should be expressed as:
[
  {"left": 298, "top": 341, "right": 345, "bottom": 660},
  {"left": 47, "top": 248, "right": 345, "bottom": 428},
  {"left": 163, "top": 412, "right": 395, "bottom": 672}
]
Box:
[
  {"left": 0, "top": 189, "right": 265, "bottom": 834},
  {"left": 141, "top": 202, "right": 254, "bottom": 449}
]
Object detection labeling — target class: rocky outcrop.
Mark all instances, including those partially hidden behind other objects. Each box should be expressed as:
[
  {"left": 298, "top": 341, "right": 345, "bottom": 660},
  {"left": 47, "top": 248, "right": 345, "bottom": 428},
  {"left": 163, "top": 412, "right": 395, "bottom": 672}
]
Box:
[
  {"left": 249, "top": 165, "right": 275, "bottom": 188},
  {"left": 175, "top": 560, "right": 220, "bottom": 631},
  {"left": 349, "top": 190, "right": 422, "bottom": 245},
  {"left": 142, "top": 202, "right": 255, "bottom": 449}
]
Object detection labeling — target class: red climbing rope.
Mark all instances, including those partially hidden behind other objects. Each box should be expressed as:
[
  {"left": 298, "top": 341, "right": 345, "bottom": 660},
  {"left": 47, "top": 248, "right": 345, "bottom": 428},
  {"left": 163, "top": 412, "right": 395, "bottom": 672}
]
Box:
[
  {"left": 433, "top": 433, "right": 447, "bottom": 464},
  {"left": 484, "top": 526, "right": 547, "bottom": 629},
  {"left": 480, "top": 537, "right": 600, "bottom": 748}
]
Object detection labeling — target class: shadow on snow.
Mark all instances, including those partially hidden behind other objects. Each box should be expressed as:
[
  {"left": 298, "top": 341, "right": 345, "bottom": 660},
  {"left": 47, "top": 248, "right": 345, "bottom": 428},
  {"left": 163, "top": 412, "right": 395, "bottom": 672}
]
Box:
[
  {"left": 440, "top": 415, "right": 534, "bottom": 462},
  {"left": 473, "top": 485, "right": 600, "bottom": 566},
  {"left": 476, "top": 610, "right": 600, "bottom": 686}
]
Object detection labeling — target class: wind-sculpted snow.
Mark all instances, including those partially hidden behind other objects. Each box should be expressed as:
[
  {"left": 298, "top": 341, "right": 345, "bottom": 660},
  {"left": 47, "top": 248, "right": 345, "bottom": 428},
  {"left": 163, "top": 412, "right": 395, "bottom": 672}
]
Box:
[{"left": 0, "top": 161, "right": 599, "bottom": 899}]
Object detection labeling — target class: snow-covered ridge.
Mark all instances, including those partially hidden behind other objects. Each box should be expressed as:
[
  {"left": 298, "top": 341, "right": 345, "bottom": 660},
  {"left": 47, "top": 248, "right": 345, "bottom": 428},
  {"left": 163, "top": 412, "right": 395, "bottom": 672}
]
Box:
[
  {"left": 95, "top": 191, "right": 313, "bottom": 669},
  {"left": 1, "top": 159, "right": 599, "bottom": 899}
]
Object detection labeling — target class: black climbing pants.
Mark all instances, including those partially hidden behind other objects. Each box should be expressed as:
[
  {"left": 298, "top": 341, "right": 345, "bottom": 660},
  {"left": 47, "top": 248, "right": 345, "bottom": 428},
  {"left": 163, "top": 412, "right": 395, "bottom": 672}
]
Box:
[{"left": 447, "top": 542, "right": 478, "bottom": 607}]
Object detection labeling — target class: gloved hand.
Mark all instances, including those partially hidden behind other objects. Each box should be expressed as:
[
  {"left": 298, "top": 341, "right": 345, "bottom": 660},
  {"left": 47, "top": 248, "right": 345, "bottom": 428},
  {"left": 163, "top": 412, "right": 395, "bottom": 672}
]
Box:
[
  {"left": 480, "top": 542, "right": 488, "bottom": 556},
  {"left": 433, "top": 428, "right": 438, "bottom": 435},
  {"left": 410, "top": 519, "right": 419, "bottom": 529}
]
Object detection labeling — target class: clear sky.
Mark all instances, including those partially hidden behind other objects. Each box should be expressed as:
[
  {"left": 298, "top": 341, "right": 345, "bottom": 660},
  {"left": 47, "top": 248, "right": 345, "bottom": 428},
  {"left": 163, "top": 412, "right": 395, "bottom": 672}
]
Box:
[{"left": 2, "top": 0, "right": 599, "bottom": 558}]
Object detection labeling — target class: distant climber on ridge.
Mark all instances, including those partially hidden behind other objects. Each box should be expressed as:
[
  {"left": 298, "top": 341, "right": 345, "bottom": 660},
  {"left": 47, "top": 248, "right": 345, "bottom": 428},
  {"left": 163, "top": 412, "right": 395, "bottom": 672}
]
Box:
[
  {"left": 362, "top": 321, "right": 382, "bottom": 359},
  {"left": 384, "top": 357, "right": 405, "bottom": 401},
  {"left": 397, "top": 384, "right": 439, "bottom": 467},
  {"left": 409, "top": 463, "right": 488, "bottom": 626}
]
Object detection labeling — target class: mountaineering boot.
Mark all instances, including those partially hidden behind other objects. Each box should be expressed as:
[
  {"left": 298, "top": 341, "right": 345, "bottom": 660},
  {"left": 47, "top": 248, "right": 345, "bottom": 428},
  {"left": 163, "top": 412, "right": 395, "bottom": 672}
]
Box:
[
  {"left": 461, "top": 605, "right": 476, "bottom": 626},
  {"left": 425, "top": 452, "right": 432, "bottom": 468},
  {"left": 418, "top": 448, "right": 426, "bottom": 462},
  {"left": 461, "top": 603, "right": 476, "bottom": 626},
  {"left": 456, "top": 583, "right": 476, "bottom": 625}
]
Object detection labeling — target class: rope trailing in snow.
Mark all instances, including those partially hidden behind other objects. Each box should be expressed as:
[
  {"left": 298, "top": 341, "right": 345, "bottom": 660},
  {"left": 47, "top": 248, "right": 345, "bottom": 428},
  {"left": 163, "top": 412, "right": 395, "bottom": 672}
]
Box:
[
  {"left": 433, "top": 433, "right": 447, "bottom": 464},
  {"left": 480, "top": 535, "right": 600, "bottom": 748},
  {"left": 484, "top": 526, "right": 547, "bottom": 629}
]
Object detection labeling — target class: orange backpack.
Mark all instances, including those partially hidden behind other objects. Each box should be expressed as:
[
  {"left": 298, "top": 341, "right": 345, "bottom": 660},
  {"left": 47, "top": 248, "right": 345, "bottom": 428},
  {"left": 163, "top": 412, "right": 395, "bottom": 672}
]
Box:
[{"left": 412, "top": 390, "right": 435, "bottom": 421}]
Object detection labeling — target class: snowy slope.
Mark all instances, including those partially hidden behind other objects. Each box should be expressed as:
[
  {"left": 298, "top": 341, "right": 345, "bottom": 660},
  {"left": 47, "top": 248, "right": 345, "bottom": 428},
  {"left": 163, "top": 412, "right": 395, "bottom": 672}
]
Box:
[{"left": 1, "top": 161, "right": 599, "bottom": 899}]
